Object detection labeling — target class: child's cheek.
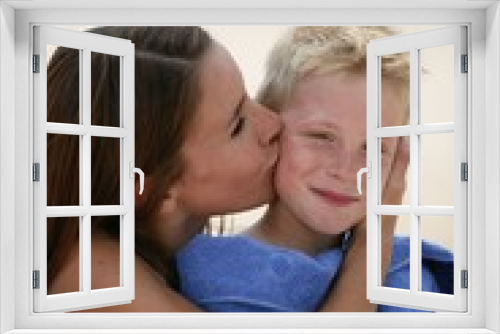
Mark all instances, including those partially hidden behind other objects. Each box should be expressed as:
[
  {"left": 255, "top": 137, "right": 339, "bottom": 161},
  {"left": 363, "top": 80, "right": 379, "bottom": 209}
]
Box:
[{"left": 275, "top": 138, "right": 300, "bottom": 187}]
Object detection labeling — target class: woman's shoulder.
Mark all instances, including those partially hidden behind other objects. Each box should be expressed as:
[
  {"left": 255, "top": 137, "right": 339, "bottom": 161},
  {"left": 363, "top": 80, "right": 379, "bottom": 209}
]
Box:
[{"left": 50, "top": 232, "right": 200, "bottom": 312}]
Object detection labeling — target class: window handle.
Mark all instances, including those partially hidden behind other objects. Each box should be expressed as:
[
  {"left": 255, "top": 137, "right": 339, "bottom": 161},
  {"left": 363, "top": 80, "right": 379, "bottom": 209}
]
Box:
[
  {"left": 357, "top": 162, "right": 371, "bottom": 195},
  {"left": 129, "top": 162, "right": 144, "bottom": 195}
]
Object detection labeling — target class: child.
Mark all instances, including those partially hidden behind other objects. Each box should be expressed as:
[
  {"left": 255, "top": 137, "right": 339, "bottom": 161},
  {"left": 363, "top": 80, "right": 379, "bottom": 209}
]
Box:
[{"left": 176, "top": 26, "right": 453, "bottom": 312}]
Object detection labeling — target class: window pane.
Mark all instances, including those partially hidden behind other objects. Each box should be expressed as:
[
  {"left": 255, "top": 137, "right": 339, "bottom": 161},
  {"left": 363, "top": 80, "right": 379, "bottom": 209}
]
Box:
[
  {"left": 420, "top": 133, "right": 454, "bottom": 206},
  {"left": 381, "top": 52, "right": 410, "bottom": 127},
  {"left": 91, "top": 137, "right": 121, "bottom": 206},
  {"left": 420, "top": 44, "right": 454, "bottom": 125},
  {"left": 91, "top": 52, "right": 121, "bottom": 128},
  {"left": 91, "top": 216, "right": 121, "bottom": 290},
  {"left": 380, "top": 136, "right": 410, "bottom": 206},
  {"left": 47, "top": 134, "right": 80, "bottom": 206},
  {"left": 382, "top": 215, "right": 410, "bottom": 291},
  {"left": 420, "top": 216, "right": 454, "bottom": 295},
  {"left": 47, "top": 217, "right": 81, "bottom": 295},
  {"left": 47, "top": 45, "right": 80, "bottom": 124}
]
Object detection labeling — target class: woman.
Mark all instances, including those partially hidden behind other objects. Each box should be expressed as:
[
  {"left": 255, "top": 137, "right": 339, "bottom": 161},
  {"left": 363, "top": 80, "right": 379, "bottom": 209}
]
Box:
[{"left": 47, "top": 26, "right": 281, "bottom": 311}]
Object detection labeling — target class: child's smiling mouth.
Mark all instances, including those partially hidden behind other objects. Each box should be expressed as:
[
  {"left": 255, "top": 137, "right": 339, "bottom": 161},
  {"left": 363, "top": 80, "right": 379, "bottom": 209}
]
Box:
[{"left": 311, "top": 187, "right": 359, "bottom": 207}]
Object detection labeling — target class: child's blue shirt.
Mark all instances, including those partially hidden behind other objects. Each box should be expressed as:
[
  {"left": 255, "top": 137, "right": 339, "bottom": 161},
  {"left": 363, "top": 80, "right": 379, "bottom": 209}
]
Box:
[{"left": 175, "top": 233, "right": 453, "bottom": 312}]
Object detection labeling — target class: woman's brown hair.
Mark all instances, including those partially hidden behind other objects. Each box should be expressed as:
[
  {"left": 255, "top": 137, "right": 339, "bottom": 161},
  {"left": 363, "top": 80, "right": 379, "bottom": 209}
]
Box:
[{"left": 46, "top": 26, "right": 212, "bottom": 289}]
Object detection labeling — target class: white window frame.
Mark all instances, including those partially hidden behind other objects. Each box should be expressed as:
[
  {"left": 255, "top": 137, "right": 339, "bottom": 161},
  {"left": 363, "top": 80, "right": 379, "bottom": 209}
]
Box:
[
  {"left": 32, "top": 25, "right": 136, "bottom": 313},
  {"left": 0, "top": 2, "right": 499, "bottom": 334},
  {"left": 365, "top": 26, "right": 468, "bottom": 313}
]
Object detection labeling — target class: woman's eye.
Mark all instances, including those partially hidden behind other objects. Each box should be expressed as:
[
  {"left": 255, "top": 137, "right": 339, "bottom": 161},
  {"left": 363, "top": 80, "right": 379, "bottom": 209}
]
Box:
[
  {"left": 231, "top": 117, "right": 246, "bottom": 137},
  {"left": 381, "top": 144, "right": 389, "bottom": 154}
]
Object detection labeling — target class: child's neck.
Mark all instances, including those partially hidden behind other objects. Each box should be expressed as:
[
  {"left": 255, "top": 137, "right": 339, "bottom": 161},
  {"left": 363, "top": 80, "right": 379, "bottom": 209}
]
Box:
[{"left": 245, "top": 202, "right": 343, "bottom": 256}]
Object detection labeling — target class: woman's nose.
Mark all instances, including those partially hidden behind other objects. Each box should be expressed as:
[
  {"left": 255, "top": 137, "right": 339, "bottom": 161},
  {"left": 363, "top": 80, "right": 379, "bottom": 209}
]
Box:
[{"left": 256, "top": 106, "right": 282, "bottom": 146}]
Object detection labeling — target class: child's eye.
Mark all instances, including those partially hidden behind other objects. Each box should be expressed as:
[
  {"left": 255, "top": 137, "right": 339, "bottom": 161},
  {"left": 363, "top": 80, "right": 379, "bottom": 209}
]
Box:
[
  {"left": 231, "top": 116, "right": 246, "bottom": 138},
  {"left": 309, "top": 132, "right": 335, "bottom": 141}
]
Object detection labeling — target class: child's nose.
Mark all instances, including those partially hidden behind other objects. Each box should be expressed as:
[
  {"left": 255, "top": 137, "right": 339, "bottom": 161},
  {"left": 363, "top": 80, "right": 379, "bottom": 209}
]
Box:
[{"left": 327, "top": 151, "right": 365, "bottom": 181}]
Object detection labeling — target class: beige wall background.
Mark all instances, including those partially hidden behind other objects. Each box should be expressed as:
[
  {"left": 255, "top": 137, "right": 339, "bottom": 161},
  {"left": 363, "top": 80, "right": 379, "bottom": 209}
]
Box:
[{"left": 52, "top": 25, "right": 455, "bottom": 251}]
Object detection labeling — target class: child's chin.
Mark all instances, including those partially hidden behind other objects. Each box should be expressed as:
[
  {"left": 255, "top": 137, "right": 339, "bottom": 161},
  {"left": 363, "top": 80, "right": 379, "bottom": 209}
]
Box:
[
  {"left": 310, "top": 220, "right": 353, "bottom": 236},
  {"left": 330, "top": 211, "right": 363, "bottom": 226}
]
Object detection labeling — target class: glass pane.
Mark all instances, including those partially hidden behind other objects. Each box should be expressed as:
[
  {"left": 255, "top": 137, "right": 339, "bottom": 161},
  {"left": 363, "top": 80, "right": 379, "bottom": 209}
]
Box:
[
  {"left": 382, "top": 215, "right": 410, "bottom": 290},
  {"left": 47, "top": 134, "right": 80, "bottom": 206},
  {"left": 91, "top": 216, "right": 121, "bottom": 290},
  {"left": 420, "top": 44, "right": 454, "bottom": 125},
  {"left": 421, "top": 133, "right": 454, "bottom": 206},
  {"left": 380, "top": 136, "right": 410, "bottom": 206},
  {"left": 381, "top": 52, "right": 410, "bottom": 127},
  {"left": 91, "top": 52, "right": 121, "bottom": 128},
  {"left": 47, "top": 45, "right": 80, "bottom": 124},
  {"left": 47, "top": 216, "right": 81, "bottom": 295},
  {"left": 91, "top": 137, "right": 121, "bottom": 206},
  {"left": 420, "top": 216, "right": 454, "bottom": 295}
]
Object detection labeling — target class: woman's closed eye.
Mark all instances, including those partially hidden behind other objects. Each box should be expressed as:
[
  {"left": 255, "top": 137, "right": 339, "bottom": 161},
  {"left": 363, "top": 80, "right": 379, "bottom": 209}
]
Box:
[
  {"left": 231, "top": 116, "right": 246, "bottom": 137},
  {"left": 229, "top": 95, "right": 248, "bottom": 138}
]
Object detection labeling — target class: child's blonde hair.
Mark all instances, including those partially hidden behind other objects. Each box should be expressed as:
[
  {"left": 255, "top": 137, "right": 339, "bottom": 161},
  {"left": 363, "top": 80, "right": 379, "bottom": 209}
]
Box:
[{"left": 257, "top": 26, "right": 410, "bottom": 121}]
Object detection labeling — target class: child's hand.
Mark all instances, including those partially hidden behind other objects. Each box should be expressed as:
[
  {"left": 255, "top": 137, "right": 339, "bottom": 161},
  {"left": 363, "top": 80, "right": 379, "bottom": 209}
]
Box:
[
  {"left": 382, "top": 136, "right": 410, "bottom": 206},
  {"left": 379, "top": 136, "right": 410, "bottom": 287}
]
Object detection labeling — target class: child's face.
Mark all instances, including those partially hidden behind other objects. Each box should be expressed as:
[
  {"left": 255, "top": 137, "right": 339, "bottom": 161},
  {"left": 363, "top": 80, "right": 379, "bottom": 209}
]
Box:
[{"left": 275, "top": 73, "right": 404, "bottom": 235}]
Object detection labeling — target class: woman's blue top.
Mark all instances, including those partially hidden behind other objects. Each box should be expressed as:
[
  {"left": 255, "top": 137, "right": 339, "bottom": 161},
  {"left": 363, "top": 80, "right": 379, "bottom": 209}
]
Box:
[{"left": 176, "top": 233, "right": 453, "bottom": 312}]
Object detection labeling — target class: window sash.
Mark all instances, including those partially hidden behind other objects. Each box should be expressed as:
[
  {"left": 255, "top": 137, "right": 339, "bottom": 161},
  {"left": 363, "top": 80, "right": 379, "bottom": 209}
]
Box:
[
  {"left": 366, "top": 25, "right": 468, "bottom": 312},
  {"left": 32, "top": 25, "right": 136, "bottom": 313}
]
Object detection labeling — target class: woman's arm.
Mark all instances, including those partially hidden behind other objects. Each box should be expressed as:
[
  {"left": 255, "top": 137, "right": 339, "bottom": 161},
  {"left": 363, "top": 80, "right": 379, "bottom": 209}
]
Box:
[
  {"left": 83, "top": 258, "right": 202, "bottom": 312},
  {"left": 319, "top": 137, "right": 409, "bottom": 312},
  {"left": 87, "top": 254, "right": 202, "bottom": 312},
  {"left": 49, "top": 232, "right": 203, "bottom": 313},
  {"left": 318, "top": 216, "right": 396, "bottom": 312}
]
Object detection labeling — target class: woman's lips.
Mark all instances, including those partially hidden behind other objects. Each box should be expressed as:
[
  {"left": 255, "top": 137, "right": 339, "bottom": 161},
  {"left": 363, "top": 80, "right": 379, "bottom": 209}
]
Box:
[
  {"left": 262, "top": 151, "right": 279, "bottom": 180},
  {"left": 312, "top": 188, "right": 359, "bottom": 207},
  {"left": 266, "top": 148, "right": 280, "bottom": 170}
]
